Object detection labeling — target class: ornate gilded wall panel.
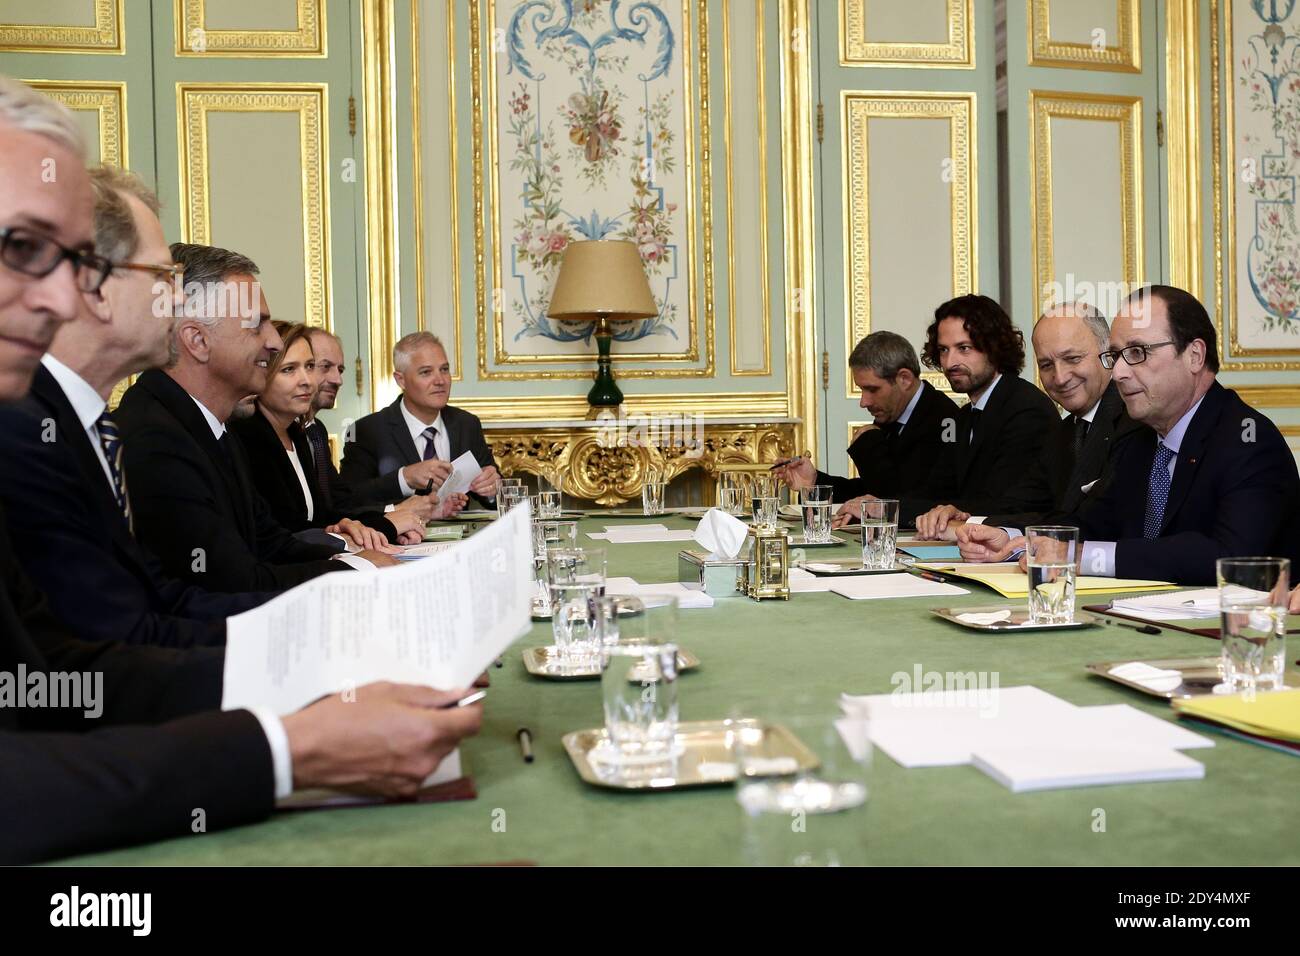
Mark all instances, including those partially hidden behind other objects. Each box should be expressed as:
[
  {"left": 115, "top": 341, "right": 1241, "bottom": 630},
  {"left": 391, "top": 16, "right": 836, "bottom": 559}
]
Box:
[
  {"left": 0, "top": 0, "right": 123, "bottom": 54},
  {"left": 840, "top": 0, "right": 974, "bottom": 68},
  {"left": 175, "top": 0, "right": 326, "bottom": 57},
  {"left": 25, "top": 79, "right": 127, "bottom": 166},
  {"left": 1027, "top": 0, "right": 1141, "bottom": 72}
]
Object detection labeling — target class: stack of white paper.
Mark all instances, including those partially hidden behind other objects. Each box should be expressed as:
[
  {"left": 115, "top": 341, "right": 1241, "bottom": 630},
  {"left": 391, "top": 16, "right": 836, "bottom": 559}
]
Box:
[
  {"left": 829, "top": 573, "right": 967, "bottom": 601},
  {"left": 788, "top": 568, "right": 840, "bottom": 593},
  {"left": 841, "top": 685, "right": 1211, "bottom": 791}
]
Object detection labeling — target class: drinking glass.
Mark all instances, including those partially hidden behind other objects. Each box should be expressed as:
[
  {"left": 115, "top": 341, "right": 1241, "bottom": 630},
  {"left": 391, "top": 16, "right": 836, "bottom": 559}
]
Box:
[
  {"left": 531, "top": 517, "right": 577, "bottom": 562},
  {"left": 718, "top": 473, "right": 746, "bottom": 517},
  {"left": 729, "top": 703, "right": 871, "bottom": 866},
  {"left": 536, "top": 490, "right": 562, "bottom": 519},
  {"left": 597, "top": 595, "right": 680, "bottom": 778},
  {"left": 496, "top": 485, "right": 528, "bottom": 517},
  {"left": 545, "top": 547, "right": 607, "bottom": 665},
  {"left": 1025, "top": 526, "right": 1079, "bottom": 624},
  {"left": 1217, "top": 556, "right": 1289, "bottom": 693},
  {"left": 750, "top": 472, "right": 776, "bottom": 518},
  {"left": 752, "top": 496, "right": 779, "bottom": 532},
  {"left": 642, "top": 480, "right": 667, "bottom": 515},
  {"left": 801, "top": 485, "right": 833, "bottom": 543},
  {"left": 859, "top": 499, "right": 899, "bottom": 570}
]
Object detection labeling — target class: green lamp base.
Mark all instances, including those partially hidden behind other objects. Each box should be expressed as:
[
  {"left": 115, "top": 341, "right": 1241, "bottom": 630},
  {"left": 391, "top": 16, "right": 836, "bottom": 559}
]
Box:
[{"left": 587, "top": 326, "right": 623, "bottom": 408}]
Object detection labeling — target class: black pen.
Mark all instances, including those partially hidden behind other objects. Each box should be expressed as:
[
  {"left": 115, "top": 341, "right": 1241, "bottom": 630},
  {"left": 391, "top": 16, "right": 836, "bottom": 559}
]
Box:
[
  {"left": 516, "top": 727, "right": 534, "bottom": 763},
  {"left": 769, "top": 456, "right": 802, "bottom": 471},
  {"left": 441, "top": 689, "right": 486, "bottom": 709},
  {"left": 907, "top": 568, "right": 949, "bottom": 585}
]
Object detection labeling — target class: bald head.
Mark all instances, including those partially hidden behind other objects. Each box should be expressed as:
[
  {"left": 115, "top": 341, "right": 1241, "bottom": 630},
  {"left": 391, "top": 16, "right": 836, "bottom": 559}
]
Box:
[{"left": 1032, "top": 303, "right": 1112, "bottom": 415}]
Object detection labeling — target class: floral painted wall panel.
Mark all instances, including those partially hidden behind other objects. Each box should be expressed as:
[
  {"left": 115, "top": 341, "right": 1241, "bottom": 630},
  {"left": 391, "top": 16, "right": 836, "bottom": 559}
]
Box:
[
  {"left": 1232, "top": 0, "right": 1300, "bottom": 352},
  {"left": 493, "top": 0, "right": 698, "bottom": 362}
]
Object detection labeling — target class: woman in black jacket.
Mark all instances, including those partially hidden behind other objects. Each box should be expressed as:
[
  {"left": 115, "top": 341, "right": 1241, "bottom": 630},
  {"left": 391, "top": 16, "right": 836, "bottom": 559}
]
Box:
[{"left": 230, "top": 322, "right": 427, "bottom": 548}]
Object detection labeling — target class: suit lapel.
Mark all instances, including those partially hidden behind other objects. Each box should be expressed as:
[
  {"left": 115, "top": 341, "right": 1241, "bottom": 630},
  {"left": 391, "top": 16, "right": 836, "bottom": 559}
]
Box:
[
  {"left": 387, "top": 399, "right": 422, "bottom": 464},
  {"left": 958, "top": 376, "right": 1004, "bottom": 482},
  {"left": 1159, "top": 384, "right": 1224, "bottom": 532}
]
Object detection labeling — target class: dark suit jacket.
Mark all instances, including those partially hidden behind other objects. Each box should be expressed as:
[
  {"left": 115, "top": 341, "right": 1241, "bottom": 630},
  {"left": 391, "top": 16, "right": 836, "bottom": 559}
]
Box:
[
  {"left": 900, "top": 373, "right": 1061, "bottom": 524},
  {"left": 115, "top": 369, "right": 349, "bottom": 592},
  {"left": 0, "top": 504, "right": 273, "bottom": 864},
  {"left": 1061, "top": 381, "right": 1300, "bottom": 584},
  {"left": 815, "top": 381, "right": 960, "bottom": 503},
  {"left": 229, "top": 409, "right": 398, "bottom": 540},
  {"left": 0, "top": 366, "right": 270, "bottom": 648},
  {"left": 338, "top": 397, "right": 497, "bottom": 509},
  {"left": 985, "top": 381, "right": 1143, "bottom": 528}
]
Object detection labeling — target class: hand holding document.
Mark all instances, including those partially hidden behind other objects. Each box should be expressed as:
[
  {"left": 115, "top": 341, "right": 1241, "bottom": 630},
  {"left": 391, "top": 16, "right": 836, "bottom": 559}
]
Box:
[
  {"left": 222, "top": 504, "right": 533, "bottom": 715},
  {"left": 436, "top": 450, "right": 483, "bottom": 503}
]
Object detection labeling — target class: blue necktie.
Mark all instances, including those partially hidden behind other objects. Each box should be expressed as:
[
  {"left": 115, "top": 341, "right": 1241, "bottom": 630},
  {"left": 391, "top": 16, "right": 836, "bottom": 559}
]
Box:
[
  {"left": 421, "top": 425, "right": 440, "bottom": 461},
  {"left": 96, "top": 411, "right": 132, "bottom": 531},
  {"left": 1143, "top": 442, "right": 1175, "bottom": 539}
]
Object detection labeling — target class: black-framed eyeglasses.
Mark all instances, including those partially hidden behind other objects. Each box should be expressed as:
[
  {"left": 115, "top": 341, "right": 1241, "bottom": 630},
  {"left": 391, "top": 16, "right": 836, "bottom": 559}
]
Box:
[
  {"left": 114, "top": 261, "right": 185, "bottom": 282},
  {"left": 1098, "top": 341, "right": 1177, "bottom": 369},
  {"left": 0, "top": 226, "right": 113, "bottom": 294}
]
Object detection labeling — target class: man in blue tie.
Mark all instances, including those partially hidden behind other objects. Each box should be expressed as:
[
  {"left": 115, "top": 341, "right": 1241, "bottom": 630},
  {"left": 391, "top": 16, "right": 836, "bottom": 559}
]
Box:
[{"left": 957, "top": 285, "right": 1300, "bottom": 585}]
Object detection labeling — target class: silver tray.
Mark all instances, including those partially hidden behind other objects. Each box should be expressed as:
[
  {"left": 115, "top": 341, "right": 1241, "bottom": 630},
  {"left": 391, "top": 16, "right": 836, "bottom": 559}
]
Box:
[
  {"left": 931, "top": 605, "right": 1098, "bottom": 631},
  {"left": 563, "top": 719, "right": 817, "bottom": 790},
  {"left": 788, "top": 534, "right": 849, "bottom": 548},
  {"left": 801, "top": 560, "right": 910, "bottom": 576},
  {"left": 1084, "top": 656, "right": 1299, "bottom": 699},
  {"left": 522, "top": 645, "right": 700, "bottom": 680}
]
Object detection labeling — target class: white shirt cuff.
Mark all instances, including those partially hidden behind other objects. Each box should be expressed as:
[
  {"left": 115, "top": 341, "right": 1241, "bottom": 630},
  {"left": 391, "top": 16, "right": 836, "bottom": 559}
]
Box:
[
  {"left": 397, "top": 469, "right": 415, "bottom": 497},
  {"left": 384, "top": 503, "right": 396, "bottom": 513},
  {"left": 1080, "top": 541, "right": 1116, "bottom": 577},
  {"left": 331, "top": 553, "right": 376, "bottom": 570},
  {"left": 247, "top": 706, "right": 293, "bottom": 799},
  {"left": 966, "top": 516, "right": 986, "bottom": 525}
]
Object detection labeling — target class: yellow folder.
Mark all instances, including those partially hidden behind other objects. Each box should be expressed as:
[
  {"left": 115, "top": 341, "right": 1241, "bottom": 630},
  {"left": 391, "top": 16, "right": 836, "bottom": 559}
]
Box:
[
  {"left": 912, "top": 563, "right": 1179, "bottom": 599},
  {"left": 1173, "top": 690, "right": 1300, "bottom": 744}
]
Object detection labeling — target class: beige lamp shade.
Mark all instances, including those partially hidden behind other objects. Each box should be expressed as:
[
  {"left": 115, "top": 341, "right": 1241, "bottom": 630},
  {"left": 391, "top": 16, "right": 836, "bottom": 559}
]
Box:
[{"left": 546, "top": 240, "right": 658, "bottom": 322}]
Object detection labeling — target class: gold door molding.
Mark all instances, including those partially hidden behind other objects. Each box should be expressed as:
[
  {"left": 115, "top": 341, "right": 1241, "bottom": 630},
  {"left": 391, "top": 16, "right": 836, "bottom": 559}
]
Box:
[
  {"left": 842, "top": 91, "right": 977, "bottom": 399},
  {"left": 0, "top": 0, "right": 123, "bottom": 54},
  {"left": 478, "top": 0, "right": 712, "bottom": 378},
  {"left": 1027, "top": 0, "right": 1141, "bottom": 73},
  {"left": 410, "top": 0, "right": 462, "bottom": 381},
  {"left": 177, "top": 83, "right": 332, "bottom": 332},
  {"left": 840, "top": 0, "right": 975, "bottom": 68},
  {"left": 175, "top": 0, "right": 326, "bottom": 57},
  {"left": 723, "top": 0, "right": 772, "bottom": 377},
  {"left": 1166, "top": 0, "right": 1201, "bottom": 302},
  {"left": 24, "top": 79, "right": 127, "bottom": 167},
  {"left": 1028, "top": 90, "right": 1144, "bottom": 320}
]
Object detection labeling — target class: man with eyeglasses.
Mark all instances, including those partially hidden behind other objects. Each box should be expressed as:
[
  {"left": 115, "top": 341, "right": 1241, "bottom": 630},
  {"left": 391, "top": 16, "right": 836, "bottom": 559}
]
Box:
[
  {"left": 0, "top": 165, "right": 276, "bottom": 648},
  {"left": 958, "top": 285, "right": 1300, "bottom": 584}
]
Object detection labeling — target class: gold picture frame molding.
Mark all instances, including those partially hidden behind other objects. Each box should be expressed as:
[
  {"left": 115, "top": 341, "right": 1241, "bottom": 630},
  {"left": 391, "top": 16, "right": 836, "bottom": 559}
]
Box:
[
  {"left": 174, "top": 0, "right": 326, "bottom": 57},
  {"left": 0, "top": 0, "right": 123, "bottom": 54}
]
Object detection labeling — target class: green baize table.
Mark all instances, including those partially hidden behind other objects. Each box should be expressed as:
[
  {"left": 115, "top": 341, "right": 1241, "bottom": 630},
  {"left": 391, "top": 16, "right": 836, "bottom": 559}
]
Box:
[{"left": 58, "top": 516, "right": 1300, "bottom": 865}]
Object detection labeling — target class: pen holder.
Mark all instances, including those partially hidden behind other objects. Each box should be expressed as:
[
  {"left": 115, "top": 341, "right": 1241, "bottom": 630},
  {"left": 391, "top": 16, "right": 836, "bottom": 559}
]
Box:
[{"left": 743, "top": 525, "right": 790, "bottom": 601}]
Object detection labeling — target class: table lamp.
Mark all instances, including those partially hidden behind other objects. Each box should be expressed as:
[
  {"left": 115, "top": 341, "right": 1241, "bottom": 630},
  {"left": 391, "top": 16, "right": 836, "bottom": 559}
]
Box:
[{"left": 547, "top": 239, "right": 658, "bottom": 411}]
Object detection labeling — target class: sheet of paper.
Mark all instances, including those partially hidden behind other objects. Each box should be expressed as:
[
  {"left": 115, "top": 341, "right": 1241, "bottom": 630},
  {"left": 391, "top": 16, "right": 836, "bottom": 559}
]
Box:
[
  {"left": 829, "top": 573, "right": 967, "bottom": 601},
  {"left": 605, "top": 576, "right": 715, "bottom": 608},
  {"left": 395, "top": 541, "right": 460, "bottom": 561},
  {"left": 603, "top": 528, "right": 699, "bottom": 544},
  {"left": 788, "top": 568, "right": 840, "bottom": 593},
  {"left": 222, "top": 503, "right": 534, "bottom": 715},
  {"left": 435, "top": 450, "right": 483, "bottom": 502},
  {"left": 1112, "top": 588, "right": 1220, "bottom": 620}
]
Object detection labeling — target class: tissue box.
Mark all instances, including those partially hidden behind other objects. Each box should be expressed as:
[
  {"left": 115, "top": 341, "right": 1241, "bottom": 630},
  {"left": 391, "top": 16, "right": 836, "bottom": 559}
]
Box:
[{"left": 678, "top": 549, "right": 748, "bottom": 598}]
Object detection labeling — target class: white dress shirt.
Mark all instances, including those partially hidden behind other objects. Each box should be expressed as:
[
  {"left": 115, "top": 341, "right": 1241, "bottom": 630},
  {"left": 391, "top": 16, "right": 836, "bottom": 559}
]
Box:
[
  {"left": 894, "top": 380, "right": 926, "bottom": 435},
  {"left": 396, "top": 400, "right": 449, "bottom": 497},
  {"left": 40, "top": 355, "right": 113, "bottom": 492},
  {"left": 286, "top": 448, "right": 314, "bottom": 521}
]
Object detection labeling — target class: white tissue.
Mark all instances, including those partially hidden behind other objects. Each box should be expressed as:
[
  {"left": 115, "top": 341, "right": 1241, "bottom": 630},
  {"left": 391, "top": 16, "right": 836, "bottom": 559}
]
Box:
[{"left": 693, "top": 508, "right": 748, "bottom": 560}]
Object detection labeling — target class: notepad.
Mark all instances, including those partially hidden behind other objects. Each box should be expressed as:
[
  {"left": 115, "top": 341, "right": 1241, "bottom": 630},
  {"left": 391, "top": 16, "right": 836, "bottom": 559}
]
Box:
[
  {"left": 899, "top": 545, "right": 963, "bottom": 561},
  {"left": 913, "top": 563, "right": 1178, "bottom": 599},
  {"left": 971, "top": 745, "right": 1206, "bottom": 792},
  {"left": 1112, "top": 588, "right": 1220, "bottom": 621}
]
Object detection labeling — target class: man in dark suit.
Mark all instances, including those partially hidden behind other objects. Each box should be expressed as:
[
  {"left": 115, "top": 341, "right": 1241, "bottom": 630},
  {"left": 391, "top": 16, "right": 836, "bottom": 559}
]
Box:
[
  {"left": 339, "top": 331, "right": 500, "bottom": 511},
  {"left": 775, "top": 331, "right": 958, "bottom": 502},
  {"left": 835, "top": 295, "right": 1060, "bottom": 528},
  {"left": 915, "top": 303, "right": 1143, "bottom": 537},
  {"left": 959, "top": 286, "right": 1300, "bottom": 584},
  {"left": 116, "top": 243, "right": 398, "bottom": 592},
  {"left": 0, "top": 165, "right": 273, "bottom": 648},
  {"left": 0, "top": 78, "right": 482, "bottom": 863}
]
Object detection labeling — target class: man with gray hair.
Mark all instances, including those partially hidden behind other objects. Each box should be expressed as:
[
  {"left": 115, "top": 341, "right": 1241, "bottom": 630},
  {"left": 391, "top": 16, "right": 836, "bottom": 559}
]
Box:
[
  {"left": 340, "top": 330, "right": 500, "bottom": 510},
  {"left": 775, "top": 330, "right": 958, "bottom": 503},
  {"left": 116, "top": 242, "right": 399, "bottom": 590},
  {"left": 914, "top": 301, "right": 1141, "bottom": 539}
]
